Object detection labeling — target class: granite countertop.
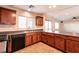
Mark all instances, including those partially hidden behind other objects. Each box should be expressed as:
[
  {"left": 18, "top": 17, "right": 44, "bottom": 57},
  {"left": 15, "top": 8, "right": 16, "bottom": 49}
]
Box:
[
  {"left": 0, "top": 28, "right": 43, "bottom": 35},
  {"left": 54, "top": 32, "right": 79, "bottom": 37},
  {"left": 0, "top": 28, "right": 79, "bottom": 37},
  {"left": 43, "top": 31, "right": 79, "bottom": 37},
  {"left": 0, "top": 28, "right": 43, "bottom": 33}
]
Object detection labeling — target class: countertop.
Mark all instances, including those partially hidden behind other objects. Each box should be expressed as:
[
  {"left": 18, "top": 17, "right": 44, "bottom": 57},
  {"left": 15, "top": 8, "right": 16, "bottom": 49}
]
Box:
[
  {"left": 0, "top": 28, "right": 43, "bottom": 35},
  {"left": 0, "top": 28, "right": 43, "bottom": 32},
  {"left": 43, "top": 31, "right": 79, "bottom": 37},
  {"left": 54, "top": 32, "right": 79, "bottom": 37},
  {"left": 0, "top": 28, "right": 79, "bottom": 37}
]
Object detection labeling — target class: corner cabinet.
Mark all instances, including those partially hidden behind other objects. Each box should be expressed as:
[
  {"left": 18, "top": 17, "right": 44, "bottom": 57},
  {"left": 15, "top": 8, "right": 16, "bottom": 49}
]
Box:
[
  {"left": 25, "top": 32, "right": 41, "bottom": 47},
  {"left": 36, "top": 16, "right": 43, "bottom": 26},
  {"left": 0, "top": 7, "right": 16, "bottom": 25},
  {"left": 41, "top": 32, "right": 55, "bottom": 47},
  {"left": 41, "top": 32, "right": 48, "bottom": 44}
]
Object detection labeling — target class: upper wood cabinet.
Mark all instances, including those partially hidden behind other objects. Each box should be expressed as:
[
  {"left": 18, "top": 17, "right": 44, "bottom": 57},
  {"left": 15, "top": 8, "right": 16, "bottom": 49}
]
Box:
[
  {"left": 36, "top": 16, "right": 43, "bottom": 26},
  {"left": 0, "top": 7, "right": 16, "bottom": 25}
]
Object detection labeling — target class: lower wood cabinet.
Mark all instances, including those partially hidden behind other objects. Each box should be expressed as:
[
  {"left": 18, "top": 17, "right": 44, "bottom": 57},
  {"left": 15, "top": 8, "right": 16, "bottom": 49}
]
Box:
[
  {"left": 32, "top": 32, "right": 38, "bottom": 43},
  {"left": 25, "top": 32, "right": 41, "bottom": 47},
  {"left": 41, "top": 33, "right": 48, "bottom": 44},
  {"left": 47, "top": 34, "right": 55, "bottom": 47},
  {"left": 55, "top": 34, "right": 65, "bottom": 51},
  {"left": 25, "top": 33, "right": 32, "bottom": 46},
  {"left": 41, "top": 35, "right": 48, "bottom": 43},
  {"left": 66, "top": 39, "right": 79, "bottom": 53},
  {"left": 41, "top": 32, "right": 55, "bottom": 47},
  {"left": 37, "top": 32, "right": 42, "bottom": 42}
]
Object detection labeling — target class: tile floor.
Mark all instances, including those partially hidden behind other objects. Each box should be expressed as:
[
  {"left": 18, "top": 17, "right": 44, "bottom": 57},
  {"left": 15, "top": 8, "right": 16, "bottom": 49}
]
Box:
[{"left": 15, "top": 42, "right": 63, "bottom": 53}]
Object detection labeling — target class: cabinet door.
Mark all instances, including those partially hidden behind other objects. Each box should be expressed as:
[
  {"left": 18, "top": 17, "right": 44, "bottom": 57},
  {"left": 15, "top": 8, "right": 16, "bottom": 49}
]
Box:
[
  {"left": 32, "top": 33, "right": 38, "bottom": 43},
  {"left": 41, "top": 34, "right": 48, "bottom": 44},
  {"left": 25, "top": 34, "right": 32, "bottom": 46},
  {"left": 0, "top": 8, "right": 16, "bottom": 25},
  {"left": 36, "top": 16, "right": 43, "bottom": 26},
  {"left": 37, "top": 32, "right": 41, "bottom": 42},
  {"left": 66, "top": 40, "right": 79, "bottom": 53},
  {"left": 55, "top": 35, "right": 65, "bottom": 51},
  {"left": 47, "top": 35, "right": 55, "bottom": 47}
]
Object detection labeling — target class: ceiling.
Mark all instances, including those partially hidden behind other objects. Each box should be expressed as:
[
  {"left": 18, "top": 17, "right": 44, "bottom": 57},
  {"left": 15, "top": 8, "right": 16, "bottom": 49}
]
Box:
[{"left": 10, "top": 5, "right": 79, "bottom": 21}]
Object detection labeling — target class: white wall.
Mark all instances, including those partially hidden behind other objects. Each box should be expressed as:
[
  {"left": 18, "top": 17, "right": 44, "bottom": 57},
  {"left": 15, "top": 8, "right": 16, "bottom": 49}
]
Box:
[{"left": 63, "top": 21, "right": 79, "bottom": 33}]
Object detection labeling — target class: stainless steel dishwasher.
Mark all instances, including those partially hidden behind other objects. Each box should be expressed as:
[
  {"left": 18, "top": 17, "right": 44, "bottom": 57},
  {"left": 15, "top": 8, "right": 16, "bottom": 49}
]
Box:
[{"left": 0, "top": 34, "right": 8, "bottom": 53}]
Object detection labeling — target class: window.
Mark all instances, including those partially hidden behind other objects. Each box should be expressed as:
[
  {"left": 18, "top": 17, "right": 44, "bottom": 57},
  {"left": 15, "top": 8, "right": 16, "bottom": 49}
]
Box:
[
  {"left": 54, "top": 22, "right": 59, "bottom": 33},
  {"left": 18, "top": 16, "right": 34, "bottom": 29},
  {"left": 44, "top": 20, "right": 52, "bottom": 32},
  {"left": 26, "top": 17, "right": 34, "bottom": 29},
  {"left": 55, "top": 22, "right": 59, "bottom": 29},
  {"left": 18, "top": 16, "right": 27, "bottom": 28}
]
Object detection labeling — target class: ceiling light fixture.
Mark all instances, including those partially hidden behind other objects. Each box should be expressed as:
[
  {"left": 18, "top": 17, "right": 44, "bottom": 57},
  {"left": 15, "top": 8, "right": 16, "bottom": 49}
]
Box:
[
  {"left": 27, "top": 5, "right": 35, "bottom": 11},
  {"left": 49, "top": 5, "right": 56, "bottom": 8},
  {"left": 49, "top": 6, "right": 52, "bottom": 8},
  {"left": 73, "top": 17, "right": 76, "bottom": 20}
]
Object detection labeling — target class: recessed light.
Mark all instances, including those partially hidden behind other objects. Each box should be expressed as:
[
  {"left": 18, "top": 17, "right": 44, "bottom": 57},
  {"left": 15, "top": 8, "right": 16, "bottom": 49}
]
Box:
[
  {"left": 48, "top": 6, "right": 52, "bottom": 8},
  {"left": 53, "top": 5, "right": 56, "bottom": 8},
  {"left": 49, "top": 5, "right": 56, "bottom": 8}
]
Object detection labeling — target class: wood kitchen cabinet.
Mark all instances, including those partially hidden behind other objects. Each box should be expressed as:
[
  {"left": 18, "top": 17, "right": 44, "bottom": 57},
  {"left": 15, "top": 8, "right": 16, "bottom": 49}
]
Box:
[
  {"left": 25, "top": 32, "right": 79, "bottom": 53},
  {"left": 41, "top": 32, "right": 55, "bottom": 47},
  {"left": 36, "top": 16, "right": 43, "bottom": 26},
  {"left": 54, "top": 34, "right": 65, "bottom": 51},
  {"left": 0, "top": 7, "right": 16, "bottom": 25},
  {"left": 47, "top": 34, "right": 55, "bottom": 47},
  {"left": 25, "top": 32, "right": 40, "bottom": 46},
  {"left": 25, "top": 33, "right": 32, "bottom": 46},
  {"left": 37, "top": 32, "right": 42, "bottom": 42},
  {"left": 32, "top": 32, "right": 38, "bottom": 43},
  {"left": 66, "top": 36, "right": 79, "bottom": 53},
  {"left": 41, "top": 32, "right": 48, "bottom": 44}
]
